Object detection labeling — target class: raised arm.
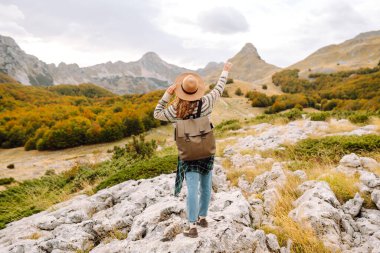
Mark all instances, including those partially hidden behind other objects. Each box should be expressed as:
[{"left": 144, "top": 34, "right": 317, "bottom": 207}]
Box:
[
  {"left": 153, "top": 84, "right": 177, "bottom": 122},
  {"left": 203, "top": 62, "right": 233, "bottom": 109}
]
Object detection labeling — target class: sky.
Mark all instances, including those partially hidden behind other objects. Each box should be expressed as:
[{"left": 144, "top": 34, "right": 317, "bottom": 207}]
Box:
[{"left": 1, "top": 0, "right": 380, "bottom": 69}]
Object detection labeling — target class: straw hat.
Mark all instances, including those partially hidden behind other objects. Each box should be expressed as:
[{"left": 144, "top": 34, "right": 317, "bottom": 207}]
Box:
[{"left": 174, "top": 72, "right": 205, "bottom": 101}]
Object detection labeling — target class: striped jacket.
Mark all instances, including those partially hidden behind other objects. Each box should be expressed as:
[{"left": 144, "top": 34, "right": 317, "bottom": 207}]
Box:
[{"left": 153, "top": 70, "right": 229, "bottom": 122}]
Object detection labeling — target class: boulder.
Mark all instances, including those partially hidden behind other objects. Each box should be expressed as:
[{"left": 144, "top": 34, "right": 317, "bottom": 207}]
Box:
[
  {"left": 342, "top": 193, "right": 364, "bottom": 217},
  {"left": 371, "top": 189, "right": 380, "bottom": 210}
]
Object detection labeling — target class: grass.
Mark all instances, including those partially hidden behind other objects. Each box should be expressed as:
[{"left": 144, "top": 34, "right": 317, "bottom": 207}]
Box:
[
  {"left": 214, "top": 119, "right": 242, "bottom": 137},
  {"left": 271, "top": 134, "right": 380, "bottom": 163},
  {"left": 319, "top": 172, "right": 359, "bottom": 203},
  {"left": 262, "top": 175, "right": 332, "bottom": 253},
  {"left": 216, "top": 138, "right": 237, "bottom": 157},
  {"left": 95, "top": 155, "right": 177, "bottom": 191},
  {"left": 222, "top": 157, "right": 274, "bottom": 187}
]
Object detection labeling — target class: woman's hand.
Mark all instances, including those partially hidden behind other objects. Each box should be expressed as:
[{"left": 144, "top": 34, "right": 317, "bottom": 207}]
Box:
[
  {"left": 223, "top": 61, "right": 233, "bottom": 72},
  {"left": 166, "top": 83, "right": 176, "bottom": 95}
]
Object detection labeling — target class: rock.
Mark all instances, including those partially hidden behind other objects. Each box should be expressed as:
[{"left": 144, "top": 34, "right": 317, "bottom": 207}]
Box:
[
  {"left": 0, "top": 172, "right": 264, "bottom": 253},
  {"left": 360, "top": 171, "right": 380, "bottom": 189},
  {"left": 252, "top": 230, "right": 269, "bottom": 252},
  {"left": 342, "top": 193, "right": 364, "bottom": 217},
  {"left": 238, "top": 176, "right": 251, "bottom": 192},
  {"left": 355, "top": 209, "right": 380, "bottom": 236},
  {"left": 360, "top": 157, "right": 380, "bottom": 170},
  {"left": 250, "top": 163, "right": 286, "bottom": 193},
  {"left": 340, "top": 153, "right": 362, "bottom": 168},
  {"left": 371, "top": 190, "right": 380, "bottom": 209},
  {"left": 289, "top": 181, "right": 343, "bottom": 251},
  {"left": 266, "top": 233, "right": 281, "bottom": 251},
  {"left": 293, "top": 170, "right": 307, "bottom": 181},
  {"left": 212, "top": 163, "right": 229, "bottom": 192}
]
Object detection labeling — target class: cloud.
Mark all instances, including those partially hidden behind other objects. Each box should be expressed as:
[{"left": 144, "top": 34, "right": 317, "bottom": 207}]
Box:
[
  {"left": 197, "top": 7, "right": 249, "bottom": 34},
  {"left": 0, "top": 0, "right": 379, "bottom": 69}
]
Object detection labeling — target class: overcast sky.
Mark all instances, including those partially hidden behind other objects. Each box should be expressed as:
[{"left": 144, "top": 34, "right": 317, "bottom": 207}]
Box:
[{"left": 1, "top": 0, "right": 379, "bottom": 69}]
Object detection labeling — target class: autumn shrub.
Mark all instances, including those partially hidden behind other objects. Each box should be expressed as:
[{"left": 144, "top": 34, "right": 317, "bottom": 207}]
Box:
[{"left": 235, "top": 88, "right": 243, "bottom": 96}]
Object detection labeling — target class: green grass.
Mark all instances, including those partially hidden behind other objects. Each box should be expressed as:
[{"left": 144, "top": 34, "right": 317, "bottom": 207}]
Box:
[
  {"left": 214, "top": 119, "right": 241, "bottom": 136},
  {"left": 95, "top": 155, "right": 177, "bottom": 191},
  {"left": 274, "top": 134, "right": 380, "bottom": 163}
]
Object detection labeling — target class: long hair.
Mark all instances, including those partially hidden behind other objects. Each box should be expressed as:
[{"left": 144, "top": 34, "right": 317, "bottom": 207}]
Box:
[{"left": 173, "top": 97, "right": 198, "bottom": 119}]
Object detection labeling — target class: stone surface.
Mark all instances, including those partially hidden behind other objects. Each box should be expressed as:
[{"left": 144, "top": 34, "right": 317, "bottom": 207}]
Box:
[
  {"left": 372, "top": 190, "right": 380, "bottom": 209},
  {"left": 0, "top": 161, "right": 282, "bottom": 253}
]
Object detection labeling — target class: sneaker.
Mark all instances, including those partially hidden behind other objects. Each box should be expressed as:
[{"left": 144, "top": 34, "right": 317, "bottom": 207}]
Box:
[
  {"left": 183, "top": 226, "right": 198, "bottom": 238},
  {"left": 196, "top": 217, "right": 208, "bottom": 228}
]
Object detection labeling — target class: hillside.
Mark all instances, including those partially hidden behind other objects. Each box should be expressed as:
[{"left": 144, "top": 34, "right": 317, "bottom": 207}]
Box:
[{"left": 289, "top": 30, "right": 380, "bottom": 77}]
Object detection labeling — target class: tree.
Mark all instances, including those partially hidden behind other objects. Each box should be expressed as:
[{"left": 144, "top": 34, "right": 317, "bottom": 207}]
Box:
[{"left": 235, "top": 88, "right": 243, "bottom": 96}]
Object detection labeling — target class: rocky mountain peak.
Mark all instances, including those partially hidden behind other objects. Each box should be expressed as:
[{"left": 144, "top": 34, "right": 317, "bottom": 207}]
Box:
[
  {"left": 0, "top": 34, "right": 19, "bottom": 48},
  {"left": 139, "top": 51, "right": 162, "bottom": 63},
  {"left": 237, "top": 42, "right": 260, "bottom": 57}
]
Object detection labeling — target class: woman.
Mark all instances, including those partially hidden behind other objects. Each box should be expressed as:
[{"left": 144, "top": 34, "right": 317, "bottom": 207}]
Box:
[{"left": 153, "top": 61, "right": 233, "bottom": 238}]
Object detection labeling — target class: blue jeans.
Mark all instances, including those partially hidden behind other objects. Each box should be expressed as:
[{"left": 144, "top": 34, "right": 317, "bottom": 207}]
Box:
[{"left": 185, "top": 171, "right": 212, "bottom": 223}]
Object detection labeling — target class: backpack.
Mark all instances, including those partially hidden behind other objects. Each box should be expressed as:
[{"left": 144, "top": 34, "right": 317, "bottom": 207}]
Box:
[{"left": 174, "top": 99, "right": 216, "bottom": 161}]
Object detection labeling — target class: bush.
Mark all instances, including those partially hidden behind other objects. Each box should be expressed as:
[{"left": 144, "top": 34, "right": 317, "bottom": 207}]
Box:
[
  {"left": 279, "top": 134, "right": 380, "bottom": 162},
  {"left": 235, "top": 88, "right": 243, "bottom": 96},
  {"left": 246, "top": 91, "right": 273, "bottom": 107},
  {"left": 112, "top": 135, "right": 157, "bottom": 160},
  {"left": 294, "top": 104, "right": 303, "bottom": 111},
  {"left": 348, "top": 112, "right": 370, "bottom": 124},
  {"left": 309, "top": 112, "right": 330, "bottom": 121},
  {"left": 281, "top": 108, "right": 303, "bottom": 121},
  {"left": 214, "top": 119, "right": 241, "bottom": 133},
  {"left": 226, "top": 78, "right": 234, "bottom": 84},
  {"left": 95, "top": 155, "right": 177, "bottom": 191},
  {"left": 262, "top": 84, "right": 268, "bottom": 90},
  {"left": 0, "top": 177, "right": 15, "bottom": 185},
  {"left": 6, "top": 164, "right": 15, "bottom": 169},
  {"left": 222, "top": 90, "right": 230, "bottom": 97}
]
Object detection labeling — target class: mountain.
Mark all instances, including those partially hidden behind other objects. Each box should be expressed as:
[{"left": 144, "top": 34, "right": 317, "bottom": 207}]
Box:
[
  {"left": 0, "top": 35, "right": 54, "bottom": 86},
  {"left": 0, "top": 34, "right": 192, "bottom": 94},
  {"left": 199, "top": 43, "right": 281, "bottom": 83},
  {"left": 289, "top": 30, "right": 380, "bottom": 76}
]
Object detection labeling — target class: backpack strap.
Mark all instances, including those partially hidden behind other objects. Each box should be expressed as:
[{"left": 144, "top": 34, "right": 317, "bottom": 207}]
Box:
[{"left": 196, "top": 99, "right": 203, "bottom": 118}]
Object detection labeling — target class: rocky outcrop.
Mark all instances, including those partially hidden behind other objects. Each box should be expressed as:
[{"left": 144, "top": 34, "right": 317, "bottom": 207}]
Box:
[
  {"left": 0, "top": 162, "right": 288, "bottom": 253},
  {"left": 289, "top": 155, "right": 380, "bottom": 253},
  {"left": 0, "top": 35, "right": 53, "bottom": 86},
  {"left": 224, "top": 120, "right": 378, "bottom": 154}
]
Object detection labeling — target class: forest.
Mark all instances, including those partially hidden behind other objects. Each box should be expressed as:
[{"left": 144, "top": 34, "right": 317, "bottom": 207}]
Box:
[{"left": 0, "top": 75, "right": 164, "bottom": 150}]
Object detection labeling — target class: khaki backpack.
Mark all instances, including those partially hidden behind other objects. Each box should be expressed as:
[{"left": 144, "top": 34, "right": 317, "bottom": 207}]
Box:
[{"left": 174, "top": 99, "right": 216, "bottom": 161}]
